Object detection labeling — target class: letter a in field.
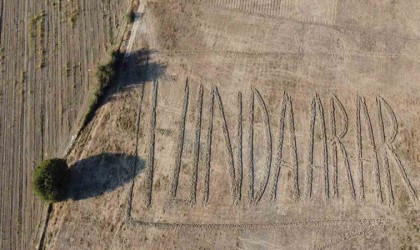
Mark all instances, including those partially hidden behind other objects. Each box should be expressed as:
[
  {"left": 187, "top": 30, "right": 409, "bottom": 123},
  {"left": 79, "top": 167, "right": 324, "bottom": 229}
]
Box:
[{"left": 270, "top": 92, "right": 299, "bottom": 201}]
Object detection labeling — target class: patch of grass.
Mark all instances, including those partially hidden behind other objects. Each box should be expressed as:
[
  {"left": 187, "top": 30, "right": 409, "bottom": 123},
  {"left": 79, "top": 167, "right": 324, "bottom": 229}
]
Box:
[
  {"left": 108, "top": 14, "right": 114, "bottom": 45},
  {"left": 116, "top": 111, "right": 136, "bottom": 133},
  {"left": 81, "top": 49, "right": 122, "bottom": 128},
  {"left": 125, "top": 10, "right": 135, "bottom": 24},
  {"left": 19, "top": 71, "right": 26, "bottom": 97},
  {"left": 29, "top": 12, "right": 46, "bottom": 68},
  {"left": 69, "top": 11, "right": 79, "bottom": 28},
  {"left": 0, "top": 88, "right": 3, "bottom": 106},
  {"left": 20, "top": 71, "right": 26, "bottom": 83},
  {"left": 37, "top": 12, "right": 46, "bottom": 68},
  {"left": 0, "top": 46, "right": 4, "bottom": 65},
  {"left": 15, "top": 213, "right": 23, "bottom": 238},
  {"left": 65, "top": 62, "right": 71, "bottom": 77},
  {"left": 68, "top": 0, "right": 80, "bottom": 28},
  {"left": 72, "top": 64, "right": 78, "bottom": 89},
  {"left": 29, "top": 18, "right": 37, "bottom": 55}
]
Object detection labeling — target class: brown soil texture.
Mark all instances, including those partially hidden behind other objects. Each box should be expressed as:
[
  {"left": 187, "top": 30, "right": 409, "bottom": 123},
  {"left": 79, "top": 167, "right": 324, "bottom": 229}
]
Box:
[
  {"left": 25, "top": 0, "right": 420, "bottom": 249},
  {"left": 0, "top": 0, "right": 131, "bottom": 249}
]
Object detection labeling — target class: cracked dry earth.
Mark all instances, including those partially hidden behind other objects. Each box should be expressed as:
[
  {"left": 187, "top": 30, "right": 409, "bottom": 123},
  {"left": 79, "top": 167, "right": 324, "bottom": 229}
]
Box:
[{"left": 44, "top": 0, "right": 419, "bottom": 249}]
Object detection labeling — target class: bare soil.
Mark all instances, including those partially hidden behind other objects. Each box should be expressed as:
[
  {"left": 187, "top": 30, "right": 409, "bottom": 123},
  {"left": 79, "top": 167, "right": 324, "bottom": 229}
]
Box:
[
  {"left": 0, "top": 0, "right": 131, "bottom": 248},
  {"left": 40, "top": 0, "right": 420, "bottom": 249}
]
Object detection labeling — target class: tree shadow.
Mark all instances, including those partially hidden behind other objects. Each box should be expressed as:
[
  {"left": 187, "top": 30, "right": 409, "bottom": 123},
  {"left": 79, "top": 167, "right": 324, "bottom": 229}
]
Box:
[
  {"left": 67, "top": 153, "right": 144, "bottom": 200},
  {"left": 90, "top": 48, "right": 166, "bottom": 110},
  {"left": 119, "top": 48, "right": 167, "bottom": 86}
]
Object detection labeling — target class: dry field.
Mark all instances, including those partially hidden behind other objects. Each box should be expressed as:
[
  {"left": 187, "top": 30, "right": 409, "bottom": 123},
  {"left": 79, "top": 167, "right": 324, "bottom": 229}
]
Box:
[
  {"left": 37, "top": 0, "right": 420, "bottom": 249},
  {"left": 0, "top": 0, "right": 132, "bottom": 249}
]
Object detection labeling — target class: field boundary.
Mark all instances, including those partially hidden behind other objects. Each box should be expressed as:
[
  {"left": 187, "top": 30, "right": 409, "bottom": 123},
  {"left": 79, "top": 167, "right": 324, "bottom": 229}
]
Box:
[{"left": 126, "top": 215, "right": 388, "bottom": 230}]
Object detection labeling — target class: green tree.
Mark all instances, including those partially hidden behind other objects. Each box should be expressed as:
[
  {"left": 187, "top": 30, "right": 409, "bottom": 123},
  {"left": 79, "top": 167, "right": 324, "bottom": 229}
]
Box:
[{"left": 32, "top": 158, "right": 69, "bottom": 203}]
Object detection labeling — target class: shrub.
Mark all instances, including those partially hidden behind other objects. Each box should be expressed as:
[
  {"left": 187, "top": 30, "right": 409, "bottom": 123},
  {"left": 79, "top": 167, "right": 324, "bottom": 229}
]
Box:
[
  {"left": 96, "top": 63, "right": 116, "bottom": 87},
  {"left": 125, "top": 10, "right": 135, "bottom": 24},
  {"left": 81, "top": 50, "right": 121, "bottom": 128},
  {"left": 32, "top": 158, "right": 70, "bottom": 203}
]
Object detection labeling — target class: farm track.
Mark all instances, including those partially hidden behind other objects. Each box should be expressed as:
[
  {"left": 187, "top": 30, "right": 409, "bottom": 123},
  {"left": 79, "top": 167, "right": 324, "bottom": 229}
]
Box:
[{"left": 0, "top": 0, "right": 131, "bottom": 248}]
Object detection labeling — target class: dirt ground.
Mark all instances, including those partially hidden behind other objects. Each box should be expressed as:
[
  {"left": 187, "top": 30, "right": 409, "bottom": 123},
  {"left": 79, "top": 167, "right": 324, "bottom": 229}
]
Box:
[
  {"left": 0, "top": 0, "right": 131, "bottom": 249},
  {"left": 44, "top": 0, "right": 420, "bottom": 249}
]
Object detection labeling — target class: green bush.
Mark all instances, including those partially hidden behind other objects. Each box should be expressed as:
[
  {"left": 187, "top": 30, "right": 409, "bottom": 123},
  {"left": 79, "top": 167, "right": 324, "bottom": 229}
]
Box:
[
  {"left": 125, "top": 10, "right": 135, "bottom": 24},
  {"left": 32, "top": 158, "right": 70, "bottom": 203},
  {"left": 81, "top": 49, "right": 121, "bottom": 128}
]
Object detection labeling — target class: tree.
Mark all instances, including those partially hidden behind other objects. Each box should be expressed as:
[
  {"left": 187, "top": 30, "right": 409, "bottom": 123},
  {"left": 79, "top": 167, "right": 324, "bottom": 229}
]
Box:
[{"left": 32, "top": 158, "right": 70, "bottom": 203}]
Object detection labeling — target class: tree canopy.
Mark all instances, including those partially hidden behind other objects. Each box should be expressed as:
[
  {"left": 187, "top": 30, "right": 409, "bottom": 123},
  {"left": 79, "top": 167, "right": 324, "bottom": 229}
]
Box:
[{"left": 32, "top": 158, "right": 69, "bottom": 203}]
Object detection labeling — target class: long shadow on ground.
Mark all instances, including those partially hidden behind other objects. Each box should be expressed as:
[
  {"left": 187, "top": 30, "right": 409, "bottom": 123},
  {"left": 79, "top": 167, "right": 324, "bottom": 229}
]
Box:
[
  {"left": 119, "top": 49, "right": 166, "bottom": 86},
  {"left": 104, "top": 48, "right": 166, "bottom": 103},
  {"left": 67, "top": 50, "right": 161, "bottom": 199},
  {"left": 67, "top": 153, "right": 144, "bottom": 200}
]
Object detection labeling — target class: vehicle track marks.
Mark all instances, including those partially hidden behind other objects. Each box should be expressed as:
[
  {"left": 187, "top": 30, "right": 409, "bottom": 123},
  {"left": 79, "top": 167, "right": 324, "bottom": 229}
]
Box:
[
  {"left": 271, "top": 92, "right": 299, "bottom": 201},
  {"left": 203, "top": 88, "right": 215, "bottom": 205},
  {"left": 253, "top": 88, "right": 272, "bottom": 204},
  {"left": 235, "top": 92, "right": 243, "bottom": 202},
  {"left": 377, "top": 97, "right": 418, "bottom": 204},
  {"left": 376, "top": 97, "right": 394, "bottom": 205},
  {"left": 356, "top": 96, "right": 383, "bottom": 203},
  {"left": 330, "top": 95, "right": 356, "bottom": 199},
  {"left": 170, "top": 80, "right": 189, "bottom": 200},
  {"left": 214, "top": 86, "right": 240, "bottom": 204},
  {"left": 306, "top": 94, "right": 329, "bottom": 200},
  {"left": 144, "top": 81, "right": 158, "bottom": 208},
  {"left": 126, "top": 84, "right": 145, "bottom": 219},
  {"left": 189, "top": 84, "right": 204, "bottom": 205},
  {"left": 247, "top": 90, "right": 255, "bottom": 203}
]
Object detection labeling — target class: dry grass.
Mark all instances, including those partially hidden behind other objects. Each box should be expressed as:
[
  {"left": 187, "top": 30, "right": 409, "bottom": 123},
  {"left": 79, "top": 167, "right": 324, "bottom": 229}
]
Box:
[
  {"left": 29, "top": 12, "right": 46, "bottom": 68},
  {"left": 81, "top": 50, "right": 122, "bottom": 129},
  {"left": 68, "top": 0, "right": 80, "bottom": 28}
]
